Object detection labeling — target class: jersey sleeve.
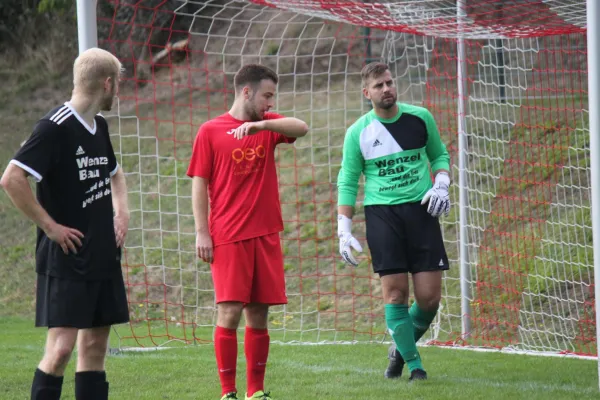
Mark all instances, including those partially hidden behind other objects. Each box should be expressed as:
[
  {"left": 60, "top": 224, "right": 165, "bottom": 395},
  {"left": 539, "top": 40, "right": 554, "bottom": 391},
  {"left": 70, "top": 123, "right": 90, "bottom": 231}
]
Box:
[
  {"left": 423, "top": 110, "right": 450, "bottom": 173},
  {"left": 187, "top": 124, "right": 213, "bottom": 179},
  {"left": 97, "top": 115, "right": 119, "bottom": 177},
  {"left": 10, "top": 120, "right": 61, "bottom": 182},
  {"left": 337, "top": 125, "right": 364, "bottom": 207},
  {"left": 265, "top": 112, "right": 297, "bottom": 145}
]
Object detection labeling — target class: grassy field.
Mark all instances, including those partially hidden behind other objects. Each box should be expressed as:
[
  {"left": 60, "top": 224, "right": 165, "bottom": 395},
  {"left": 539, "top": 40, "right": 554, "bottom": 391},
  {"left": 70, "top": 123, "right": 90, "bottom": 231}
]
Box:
[{"left": 1, "top": 317, "right": 599, "bottom": 400}]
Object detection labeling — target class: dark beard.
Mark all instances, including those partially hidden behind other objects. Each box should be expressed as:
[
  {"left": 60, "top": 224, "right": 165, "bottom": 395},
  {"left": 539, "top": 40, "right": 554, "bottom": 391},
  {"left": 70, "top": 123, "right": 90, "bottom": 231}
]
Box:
[
  {"left": 376, "top": 96, "right": 397, "bottom": 110},
  {"left": 245, "top": 105, "right": 262, "bottom": 121}
]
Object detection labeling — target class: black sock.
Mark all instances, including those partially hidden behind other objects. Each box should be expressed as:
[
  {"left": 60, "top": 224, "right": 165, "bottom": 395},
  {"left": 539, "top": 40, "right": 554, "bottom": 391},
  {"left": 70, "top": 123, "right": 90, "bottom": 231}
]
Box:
[
  {"left": 75, "top": 371, "right": 108, "bottom": 400},
  {"left": 31, "top": 368, "right": 64, "bottom": 400}
]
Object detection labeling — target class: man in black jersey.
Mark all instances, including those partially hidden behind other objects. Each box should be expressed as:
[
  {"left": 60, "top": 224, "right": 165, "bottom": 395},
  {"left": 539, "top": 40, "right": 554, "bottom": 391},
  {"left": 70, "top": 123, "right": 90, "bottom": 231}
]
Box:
[{"left": 0, "top": 47, "right": 130, "bottom": 400}]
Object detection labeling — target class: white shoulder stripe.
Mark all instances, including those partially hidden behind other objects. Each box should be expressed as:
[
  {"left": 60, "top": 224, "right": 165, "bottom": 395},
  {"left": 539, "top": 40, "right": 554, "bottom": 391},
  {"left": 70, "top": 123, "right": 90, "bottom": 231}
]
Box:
[
  {"left": 49, "top": 106, "right": 69, "bottom": 122},
  {"left": 56, "top": 111, "right": 73, "bottom": 125},
  {"left": 110, "top": 163, "right": 119, "bottom": 177},
  {"left": 9, "top": 159, "right": 43, "bottom": 182}
]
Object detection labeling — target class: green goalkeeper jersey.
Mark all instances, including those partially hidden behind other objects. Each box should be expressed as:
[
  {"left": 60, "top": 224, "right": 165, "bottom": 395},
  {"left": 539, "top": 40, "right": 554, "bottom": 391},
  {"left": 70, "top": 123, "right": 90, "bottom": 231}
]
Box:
[{"left": 337, "top": 102, "right": 450, "bottom": 207}]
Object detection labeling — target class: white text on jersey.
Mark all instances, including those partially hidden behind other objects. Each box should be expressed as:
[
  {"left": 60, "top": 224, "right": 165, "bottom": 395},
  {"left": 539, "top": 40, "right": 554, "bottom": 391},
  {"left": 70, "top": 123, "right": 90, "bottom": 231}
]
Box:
[{"left": 76, "top": 156, "right": 109, "bottom": 169}]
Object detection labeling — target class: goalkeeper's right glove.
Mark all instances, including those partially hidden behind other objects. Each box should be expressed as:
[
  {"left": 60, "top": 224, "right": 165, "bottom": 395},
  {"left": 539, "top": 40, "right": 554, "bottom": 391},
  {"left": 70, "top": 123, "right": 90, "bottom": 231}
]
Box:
[{"left": 337, "top": 214, "right": 363, "bottom": 267}]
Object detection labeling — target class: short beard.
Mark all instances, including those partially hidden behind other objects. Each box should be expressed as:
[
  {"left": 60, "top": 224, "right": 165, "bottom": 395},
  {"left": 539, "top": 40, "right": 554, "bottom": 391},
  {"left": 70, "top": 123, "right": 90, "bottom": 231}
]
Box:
[
  {"left": 376, "top": 97, "right": 396, "bottom": 110},
  {"left": 245, "top": 104, "right": 262, "bottom": 121}
]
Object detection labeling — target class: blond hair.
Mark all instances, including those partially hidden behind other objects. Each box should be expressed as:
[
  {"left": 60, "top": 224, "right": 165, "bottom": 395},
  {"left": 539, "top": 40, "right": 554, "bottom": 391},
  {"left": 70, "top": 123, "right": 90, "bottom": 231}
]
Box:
[{"left": 73, "top": 47, "right": 123, "bottom": 93}]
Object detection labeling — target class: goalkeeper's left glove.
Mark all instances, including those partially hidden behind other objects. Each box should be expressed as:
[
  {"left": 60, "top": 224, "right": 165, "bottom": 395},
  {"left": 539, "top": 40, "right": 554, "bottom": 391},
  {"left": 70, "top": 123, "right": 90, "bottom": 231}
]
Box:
[{"left": 421, "top": 172, "right": 451, "bottom": 218}]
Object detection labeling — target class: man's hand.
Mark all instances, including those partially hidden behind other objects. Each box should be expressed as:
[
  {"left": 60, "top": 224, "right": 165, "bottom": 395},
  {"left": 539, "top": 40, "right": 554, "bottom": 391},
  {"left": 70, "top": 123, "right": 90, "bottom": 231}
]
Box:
[
  {"left": 196, "top": 230, "right": 214, "bottom": 263},
  {"left": 114, "top": 213, "right": 130, "bottom": 248},
  {"left": 232, "top": 121, "right": 266, "bottom": 140},
  {"left": 45, "top": 222, "right": 84, "bottom": 255},
  {"left": 421, "top": 172, "right": 451, "bottom": 218},
  {"left": 337, "top": 214, "right": 363, "bottom": 267}
]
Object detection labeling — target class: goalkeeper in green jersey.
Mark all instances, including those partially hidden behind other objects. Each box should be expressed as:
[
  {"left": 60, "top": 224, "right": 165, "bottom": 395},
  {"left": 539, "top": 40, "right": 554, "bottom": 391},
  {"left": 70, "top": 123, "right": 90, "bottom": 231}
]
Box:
[{"left": 336, "top": 62, "right": 451, "bottom": 381}]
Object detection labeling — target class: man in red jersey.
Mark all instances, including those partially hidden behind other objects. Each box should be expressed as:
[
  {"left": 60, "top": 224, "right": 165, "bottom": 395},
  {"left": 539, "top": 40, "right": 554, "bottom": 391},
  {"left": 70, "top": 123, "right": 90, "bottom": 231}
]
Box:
[{"left": 187, "top": 64, "right": 308, "bottom": 400}]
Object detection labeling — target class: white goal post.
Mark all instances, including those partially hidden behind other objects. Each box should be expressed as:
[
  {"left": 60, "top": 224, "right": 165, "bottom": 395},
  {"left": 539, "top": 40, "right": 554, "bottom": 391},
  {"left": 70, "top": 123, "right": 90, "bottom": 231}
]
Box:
[{"left": 586, "top": 0, "right": 600, "bottom": 388}]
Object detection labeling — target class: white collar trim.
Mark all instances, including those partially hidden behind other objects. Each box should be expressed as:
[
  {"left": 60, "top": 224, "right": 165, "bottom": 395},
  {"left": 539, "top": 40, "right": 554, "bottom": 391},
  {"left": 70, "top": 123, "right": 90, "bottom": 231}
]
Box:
[{"left": 64, "top": 102, "right": 96, "bottom": 135}]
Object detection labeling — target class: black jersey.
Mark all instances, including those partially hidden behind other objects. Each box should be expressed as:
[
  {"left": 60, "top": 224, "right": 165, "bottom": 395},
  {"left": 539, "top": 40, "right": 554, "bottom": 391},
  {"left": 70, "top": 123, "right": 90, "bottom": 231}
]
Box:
[{"left": 10, "top": 102, "right": 122, "bottom": 280}]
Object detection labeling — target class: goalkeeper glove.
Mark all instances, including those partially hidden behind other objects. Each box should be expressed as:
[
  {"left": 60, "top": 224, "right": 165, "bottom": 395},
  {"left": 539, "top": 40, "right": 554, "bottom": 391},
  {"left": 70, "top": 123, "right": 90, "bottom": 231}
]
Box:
[
  {"left": 421, "top": 172, "right": 451, "bottom": 218},
  {"left": 337, "top": 214, "right": 363, "bottom": 267}
]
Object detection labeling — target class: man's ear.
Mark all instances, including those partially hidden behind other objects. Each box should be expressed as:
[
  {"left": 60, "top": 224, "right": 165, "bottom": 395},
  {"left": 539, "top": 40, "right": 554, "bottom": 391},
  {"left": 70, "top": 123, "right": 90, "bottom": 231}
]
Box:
[
  {"left": 242, "top": 86, "right": 252, "bottom": 100},
  {"left": 104, "top": 76, "right": 113, "bottom": 93},
  {"left": 362, "top": 87, "right": 371, "bottom": 100}
]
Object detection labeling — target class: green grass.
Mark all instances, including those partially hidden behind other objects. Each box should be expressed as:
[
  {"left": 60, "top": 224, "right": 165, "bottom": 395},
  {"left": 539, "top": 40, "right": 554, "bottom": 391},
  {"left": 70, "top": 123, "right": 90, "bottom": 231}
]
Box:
[{"left": 1, "top": 316, "right": 599, "bottom": 400}]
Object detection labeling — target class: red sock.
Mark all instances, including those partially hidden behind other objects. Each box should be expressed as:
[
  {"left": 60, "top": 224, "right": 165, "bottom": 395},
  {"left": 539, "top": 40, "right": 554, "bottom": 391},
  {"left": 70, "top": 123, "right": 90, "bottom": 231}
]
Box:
[
  {"left": 244, "top": 326, "right": 270, "bottom": 396},
  {"left": 215, "top": 326, "right": 238, "bottom": 396}
]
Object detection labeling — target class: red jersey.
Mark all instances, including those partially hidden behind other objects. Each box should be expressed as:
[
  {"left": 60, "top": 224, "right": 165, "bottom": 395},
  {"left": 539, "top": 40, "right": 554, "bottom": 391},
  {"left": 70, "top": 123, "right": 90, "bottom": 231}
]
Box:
[{"left": 187, "top": 112, "right": 295, "bottom": 247}]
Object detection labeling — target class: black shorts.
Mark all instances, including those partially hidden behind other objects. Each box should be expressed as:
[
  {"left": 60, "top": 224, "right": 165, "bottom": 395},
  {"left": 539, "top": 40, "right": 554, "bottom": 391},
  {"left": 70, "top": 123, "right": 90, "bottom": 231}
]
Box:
[
  {"left": 365, "top": 202, "right": 449, "bottom": 276},
  {"left": 35, "top": 273, "right": 130, "bottom": 329}
]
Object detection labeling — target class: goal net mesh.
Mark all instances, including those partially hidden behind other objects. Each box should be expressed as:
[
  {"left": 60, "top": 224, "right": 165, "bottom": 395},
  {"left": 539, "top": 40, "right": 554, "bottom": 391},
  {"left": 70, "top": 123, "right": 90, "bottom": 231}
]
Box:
[{"left": 98, "top": 0, "right": 594, "bottom": 356}]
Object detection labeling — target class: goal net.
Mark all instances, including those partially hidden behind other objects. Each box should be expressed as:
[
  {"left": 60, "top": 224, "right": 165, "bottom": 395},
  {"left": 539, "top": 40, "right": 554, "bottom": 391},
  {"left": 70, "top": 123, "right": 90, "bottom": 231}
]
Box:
[{"left": 98, "top": 0, "right": 594, "bottom": 356}]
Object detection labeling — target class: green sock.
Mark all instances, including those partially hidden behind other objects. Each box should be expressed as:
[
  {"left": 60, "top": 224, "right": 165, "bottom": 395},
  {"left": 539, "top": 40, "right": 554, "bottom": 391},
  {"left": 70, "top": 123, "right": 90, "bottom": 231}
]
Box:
[
  {"left": 385, "top": 303, "right": 423, "bottom": 372},
  {"left": 409, "top": 302, "right": 438, "bottom": 342}
]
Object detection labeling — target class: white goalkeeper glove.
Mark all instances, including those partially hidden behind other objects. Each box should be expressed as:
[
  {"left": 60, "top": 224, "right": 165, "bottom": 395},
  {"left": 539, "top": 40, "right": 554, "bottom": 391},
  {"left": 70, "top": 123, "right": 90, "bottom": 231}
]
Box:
[
  {"left": 337, "top": 214, "right": 363, "bottom": 267},
  {"left": 421, "top": 172, "right": 451, "bottom": 218}
]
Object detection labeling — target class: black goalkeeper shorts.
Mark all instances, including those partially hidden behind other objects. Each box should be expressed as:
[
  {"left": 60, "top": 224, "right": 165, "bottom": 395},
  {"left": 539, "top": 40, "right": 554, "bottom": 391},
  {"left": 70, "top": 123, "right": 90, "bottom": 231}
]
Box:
[
  {"left": 35, "top": 273, "right": 130, "bottom": 329},
  {"left": 365, "top": 202, "right": 450, "bottom": 276}
]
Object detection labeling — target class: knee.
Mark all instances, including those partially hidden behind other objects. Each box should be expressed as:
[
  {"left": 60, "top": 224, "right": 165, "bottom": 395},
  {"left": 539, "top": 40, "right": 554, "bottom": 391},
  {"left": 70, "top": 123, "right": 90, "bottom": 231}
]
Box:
[
  {"left": 244, "top": 304, "right": 269, "bottom": 329},
  {"left": 217, "top": 303, "right": 244, "bottom": 329},
  {"left": 44, "top": 343, "right": 74, "bottom": 371},
  {"left": 78, "top": 336, "right": 108, "bottom": 360},
  {"left": 417, "top": 295, "right": 441, "bottom": 312},
  {"left": 380, "top": 274, "right": 409, "bottom": 304},
  {"left": 384, "top": 288, "right": 409, "bottom": 304}
]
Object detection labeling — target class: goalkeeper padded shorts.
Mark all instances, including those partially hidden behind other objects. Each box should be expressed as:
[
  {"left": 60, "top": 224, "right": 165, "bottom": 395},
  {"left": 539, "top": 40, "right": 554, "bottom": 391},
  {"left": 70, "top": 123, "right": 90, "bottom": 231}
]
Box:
[
  {"left": 35, "top": 272, "right": 129, "bottom": 329},
  {"left": 210, "top": 232, "right": 287, "bottom": 305},
  {"left": 365, "top": 202, "right": 449, "bottom": 276}
]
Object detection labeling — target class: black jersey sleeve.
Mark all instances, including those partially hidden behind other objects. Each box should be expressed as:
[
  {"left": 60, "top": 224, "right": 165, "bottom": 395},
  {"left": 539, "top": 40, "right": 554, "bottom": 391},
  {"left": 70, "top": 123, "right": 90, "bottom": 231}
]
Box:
[
  {"left": 97, "top": 115, "right": 119, "bottom": 176},
  {"left": 11, "top": 120, "right": 61, "bottom": 182}
]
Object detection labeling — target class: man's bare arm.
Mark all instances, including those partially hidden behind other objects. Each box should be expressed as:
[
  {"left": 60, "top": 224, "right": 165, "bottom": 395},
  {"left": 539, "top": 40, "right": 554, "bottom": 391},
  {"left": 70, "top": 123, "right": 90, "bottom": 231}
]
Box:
[
  {"left": 1, "top": 163, "right": 56, "bottom": 233},
  {"left": 110, "top": 167, "right": 129, "bottom": 218},
  {"left": 0, "top": 163, "right": 83, "bottom": 253},
  {"left": 338, "top": 205, "right": 354, "bottom": 219},
  {"left": 262, "top": 117, "right": 309, "bottom": 138},
  {"left": 192, "top": 176, "right": 213, "bottom": 262},
  {"left": 192, "top": 177, "right": 210, "bottom": 234},
  {"left": 233, "top": 117, "right": 309, "bottom": 140},
  {"left": 110, "top": 167, "right": 129, "bottom": 248}
]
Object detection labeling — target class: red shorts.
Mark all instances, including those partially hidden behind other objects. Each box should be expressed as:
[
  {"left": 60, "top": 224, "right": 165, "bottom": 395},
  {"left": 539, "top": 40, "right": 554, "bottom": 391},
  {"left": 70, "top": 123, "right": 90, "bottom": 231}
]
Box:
[{"left": 211, "top": 233, "right": 287, "bottom": 305}]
